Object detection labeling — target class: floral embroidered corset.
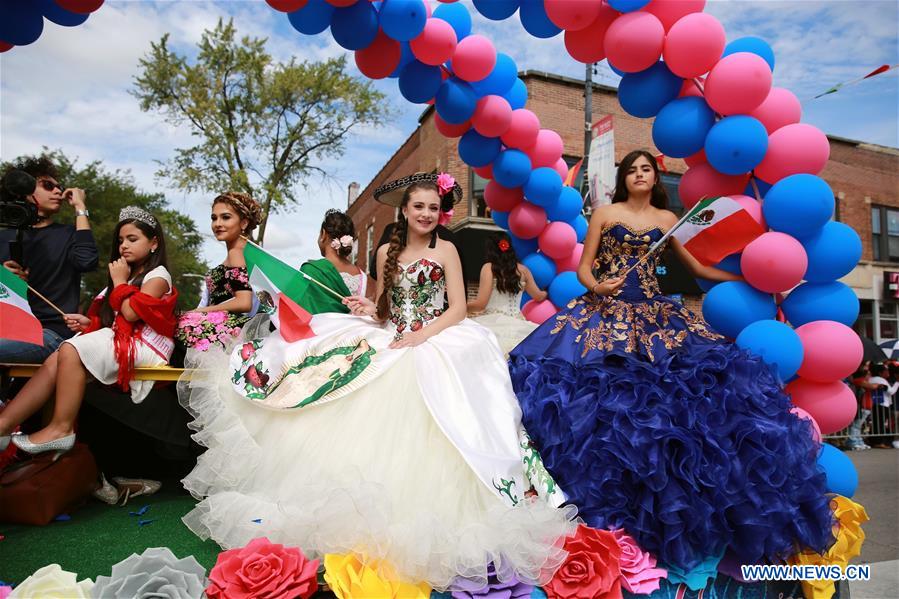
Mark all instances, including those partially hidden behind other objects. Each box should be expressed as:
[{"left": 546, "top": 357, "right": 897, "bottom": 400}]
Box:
[
  {"left": 389, "top": 258, "right": 446, "bottom": 336},
  {"left": 595, "top": 222, "right": 666, "bottom": 301},
  {"left": 205, "top": 265, "right": 251, "bottom": 305}
]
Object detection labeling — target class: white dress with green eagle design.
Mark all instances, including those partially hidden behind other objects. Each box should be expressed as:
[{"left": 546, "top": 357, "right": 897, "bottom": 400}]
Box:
[{"left": 178, "top": 257, "right": 575, "bottom": 590}]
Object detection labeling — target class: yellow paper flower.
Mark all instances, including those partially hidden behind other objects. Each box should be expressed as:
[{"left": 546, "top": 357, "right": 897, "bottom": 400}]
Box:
[
  {"left": 323, "top": 553, "right": 431, "bottom": 599},
  {"left": 788, "top": 495, "right": 869, "bottom": 599},
  {"left": 8, "top": 564, "right": 93, "bottom": 598}
]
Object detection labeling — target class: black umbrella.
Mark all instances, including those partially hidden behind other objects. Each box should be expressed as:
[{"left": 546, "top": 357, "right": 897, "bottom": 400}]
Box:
[{"left": 859, "top": 335, "right": 888, "bottom": 363}]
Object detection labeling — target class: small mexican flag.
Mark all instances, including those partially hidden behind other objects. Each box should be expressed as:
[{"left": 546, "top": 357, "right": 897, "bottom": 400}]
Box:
[
  {"left": 0, "top": 266, "right": 43, "bottom": 345},
  {"left": 243, "top": 240, "right": 315, "bottom": 342},
  {"left": 672, "top": 196, "right": 765, "bottom": 266}
]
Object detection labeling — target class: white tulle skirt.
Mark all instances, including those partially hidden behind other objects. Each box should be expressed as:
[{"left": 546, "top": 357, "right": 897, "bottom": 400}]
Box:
[
  {"left": 471, "top": 313, "right": 538, "bottom": 355},
  {"left": 179, "top": 319, "right": 575, "bottom": 589}
]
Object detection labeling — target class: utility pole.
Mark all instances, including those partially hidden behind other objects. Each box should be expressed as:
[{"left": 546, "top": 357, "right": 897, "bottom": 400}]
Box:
[{"left": 583, "top": 62, "right": 594, "bottom": 215}]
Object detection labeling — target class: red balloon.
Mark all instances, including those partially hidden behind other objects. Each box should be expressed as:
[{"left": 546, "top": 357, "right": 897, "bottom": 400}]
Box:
[
  {"left": 509, "top": 202, "right": 548, "bottom": 239},
  {"left": 604, "top": 12, "right": 665, "bottom": 73},
  {"left": 434, "top": 113, "right": 471, "bottom": 138},
  {"left": 325, "top": 0, "right": 358, "bottom": 6},
  {"left": 563, "top": 3, "right": 618, "bottom": 63},
  {"left": 643, "top": 0, "right": 706, "bottom": 31},
  {"left": 683, "top": 148, "right": 707, "bottom": 167},
  {"left": 0, "top": 41, "right": 13, "bottom": 53},
  {"left": 54, "top": 0, "right": 104, "bottom": 13},
  {"left": 545, "top": 0, "right": 604, "bottom": 32},
  {"left": 355, "top": 31, "right": 401, "bottom": 80},
  {"left": 484, "top": 181, "right": 524, "bottom": 212},
  {"left": 265, "top": 0, "right": 309, "bottom": 11},
  {"left": 678, "top": 163, "right": 749, "bottom": 208},
  {"left": 679, "top": 78, "right": 704, "bottom": 98},
  {"left": 410, "top": 18, "right": 457, "bottom": 66},
  {"left": 474, "top": 164, "right": 494, "bottom": 180}
]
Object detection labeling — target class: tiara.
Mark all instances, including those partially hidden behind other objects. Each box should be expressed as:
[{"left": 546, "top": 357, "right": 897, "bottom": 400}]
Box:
[{"left": 119, "top": 206, "right": 158, "bottom": 228}]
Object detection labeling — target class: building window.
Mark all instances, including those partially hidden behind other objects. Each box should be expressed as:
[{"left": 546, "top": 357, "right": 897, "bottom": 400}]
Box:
[
  {"left": 365, "top": 225, "right": 374, "bottom": 273},
  {"left": 855, "top": 300, "right": 874, "bottom": 339},
  {"left": 880, "top": 301, "right": 898, "bottom": 340},
  {"left": 659, "top": 172, "right": 684, "bottom": 215},
  {"left": 470, "top": 170, "right": 490, "bottom": 218},
  {"left": 872, "top": 205, "right": 899, "bottom": 262}
]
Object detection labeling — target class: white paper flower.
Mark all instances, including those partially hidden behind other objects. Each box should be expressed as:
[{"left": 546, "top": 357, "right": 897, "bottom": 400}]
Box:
[
  {"left": 8, "top": 564, "right": 93, "bottom": 598},
  {"left": 92, "top": 547, "right": 207, "bottom": 599}
]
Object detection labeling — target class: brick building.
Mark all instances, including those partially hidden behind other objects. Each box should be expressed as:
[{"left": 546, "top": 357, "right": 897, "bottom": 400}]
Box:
[{"left": 346, "top": 71, "right": 899, "bottom": 339}]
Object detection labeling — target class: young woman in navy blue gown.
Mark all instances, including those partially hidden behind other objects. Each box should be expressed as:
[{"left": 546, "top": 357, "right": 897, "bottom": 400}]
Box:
[{"left": 508, "top": 150, "right": 835, "bottom": 572}]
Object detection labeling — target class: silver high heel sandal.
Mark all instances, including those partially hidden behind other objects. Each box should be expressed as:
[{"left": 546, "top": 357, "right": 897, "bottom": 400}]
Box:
[{"left": 11, "top": 432, "right": 76, "bottom": 455}]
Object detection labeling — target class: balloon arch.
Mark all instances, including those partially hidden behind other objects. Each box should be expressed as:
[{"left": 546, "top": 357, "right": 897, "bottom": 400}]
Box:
[{"left": 1, "top": 0, "right": 864, "bottom": 492}]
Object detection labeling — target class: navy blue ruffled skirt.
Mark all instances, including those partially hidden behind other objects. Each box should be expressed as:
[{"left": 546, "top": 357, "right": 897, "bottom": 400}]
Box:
[{"left": 509, "top": 293, "right": 835, "bottom": 570}]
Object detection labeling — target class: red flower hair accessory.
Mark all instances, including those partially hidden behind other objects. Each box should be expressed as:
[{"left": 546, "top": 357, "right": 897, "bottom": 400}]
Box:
[{"left": 498, "top": 239, "right": 511, "bottom": 252}]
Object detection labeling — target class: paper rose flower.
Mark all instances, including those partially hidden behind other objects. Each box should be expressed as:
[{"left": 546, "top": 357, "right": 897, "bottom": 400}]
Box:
[
  {"left": 788, "top": 495, "right": 869, "bottom": 599},
  {"left": 91, "top": 547, "right": 207, "bottom": 598},
  {"left": 206, "top": 537, "right": 318, "bottom": 599},
  {"left": 610, "top": 530, "right": 667, "bottom": 595},
  {"left": 8, "top": 564, "right": 93, "bottom": 598},
  {"left": 448, "top": 561, "right": 534, "bottom": 599},
  {"left": 544, "top": 524, "right": 622, "bottom": 599},
  {"left": 323, "top": 553, "right": 430, "bottom": 599},
  {"left": 436, "top": 172, "right": 456, "bottom": 195},
  {"left": 663, "top": 550, "right": 723, "bottom": 592},
  {"left": 206, "top": 310, "right": 227, "bottom": 325},
  {"left": 0, "top": 585, "right": 11, "bottom": 599}
]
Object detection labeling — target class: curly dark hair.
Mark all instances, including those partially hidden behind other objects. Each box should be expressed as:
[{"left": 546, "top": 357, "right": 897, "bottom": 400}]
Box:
[
  {"left": 321, "top": 209, "right": 356, "bottom": 259},
  {"left": 485, "top": 233, "right": 521, "bottom": 294},
  {"left": 2, "top": 154, "right": 59, "bottom": 183},
  {"left": 611, "top": 150, "right": 668, "bottom": 209}
]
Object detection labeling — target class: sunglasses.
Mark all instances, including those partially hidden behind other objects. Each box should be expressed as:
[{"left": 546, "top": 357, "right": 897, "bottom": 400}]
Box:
[{"left": 38, "top": 179, "right": 64, "bottom": 192}]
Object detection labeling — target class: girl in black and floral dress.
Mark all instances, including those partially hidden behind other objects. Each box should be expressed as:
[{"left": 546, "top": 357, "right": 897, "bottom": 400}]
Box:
[{"left": 177, "top": 192, "right": 262, "bottom": 351}]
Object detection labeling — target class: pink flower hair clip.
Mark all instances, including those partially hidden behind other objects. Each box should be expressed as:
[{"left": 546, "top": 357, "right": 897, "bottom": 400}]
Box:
[
  {"left": 330, "top": 235, "right": 353, "bottom": 250},
  {"left": 436, "top": 173, "right": 455, "bottom": 196}
]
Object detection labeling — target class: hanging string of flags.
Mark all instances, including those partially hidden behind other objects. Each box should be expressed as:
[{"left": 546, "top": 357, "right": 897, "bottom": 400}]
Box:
[{"left": 812, "top": 64, "right": 898, "bottom": 99}]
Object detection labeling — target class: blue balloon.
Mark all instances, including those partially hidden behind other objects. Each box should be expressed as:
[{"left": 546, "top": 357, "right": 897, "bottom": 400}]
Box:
[
  {"left": 493, "top": 149, "right": 532, "bottom": 188},
  {"left": 287, "top": 0, "right": 335, "bottom": 35},
  {"left": 696, "top": 253, "right": 742, "bottom": 292},
  {"left": 398, "top": 61, "right": 442, "bottom": 104},
  {"left": 380, "top": 0, "right": 428, "bottom": 42},
  {"left": 802, "top": 222, "right": 863, "bottom": 283},
  {"left": 519, "top": 0, "right": 562, "bottom": 39},
  {"left": 458, "top": 130, "right": 503, "bottom": 167},
  {"left": 433, "top": 2, "right": 472, "bottom": 40},
  {"left": 608, "top": 0, "right": 652, "bottom": 12},
  {"left": 511, "top": 236, "right": 538, "bottom": 257},
  {"left": 817, "top": 443, "right": 858, "bottom": 497},
  {"left": 547, "top": 186, "right": 583, "bottom": 223},
  {"left": 618, "top": 62, "right": 683, "bottom": 119},
  {"left": 549, "top": 271, "right": 587, "bottom": 306},
  {"left": 471, "top": 53, "right": 518, "bottom": 97},
  {"left": 781, "top": 281, "right": 859, "bottom": 328},
  {"left": 723, "top": 36, "right": 775, "bottom": 71},
  {"left": 736, "top": 320, "right": 804, "bottom": 382},
  {"left": 524, "top": 168, "right": 563, "bottom": 208},
  {"left": 492, "top": 210, "right": 510, "bottom": 230},
  {"left": 609, "top": 63, "right": 627, "bottom": 78},
  {"left": 743, "top": 177, "right": 772, "bottom": 199},
  {"left": 704, "top": 116, "right": 769, "bottom": 175},
  {"left": 38, "top": 0, "right": 88, "bottom": 27},
  {"left": 763, "top": 174, "right": 835, "bottom": 240},
  {"left": 436, "top": 78, "right": 478, "bottom": 124},
  {"left": 389, "top": 42, "right": 415, "bottom": 78},
  {"left": 652, "top": 97, "right": 716, "bottom": 158},
  {"left": 503, "top": 78, "right": 528, "bottom": 110},
  {"left": 0, "top": 0, "right": 44, "bottom": 45},
  {"left": 473, "top": 0, "right": 520, "bottom": 21},
  {"left": 569, "top": 215, "right": 588, "bottom": 242},
  {"left": 703, "top": 281, "right": 777, "bottom": 339},
  {"left": 522, "top": 253, "right": 556, "bottom": 289},
  {"left": 331, "top": 1, "right": 379, "bottom": 50}
]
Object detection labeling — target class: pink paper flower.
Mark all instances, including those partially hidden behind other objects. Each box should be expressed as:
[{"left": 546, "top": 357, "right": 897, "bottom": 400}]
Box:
[
  {"left": 436, "top": 172, "right": 455, "bottom": 195},
  {"left": 195, "top": 338, "right": 211, "bottom": 352},
  {"left": 206, "top": 537, "right": 318, "bottom": 599},
  {"left": 438, "top": 208, "right": 454, "bottom": 226},
  {"left": 0, "top": 585, "right": 11, "bottom": 599},
  {"left": 545, "top": 524, "right": 622, "bottom": 599},
  {"left": 206, "top": 311, "right": 227, "bottom": 325},
  {"left": 611, "top": 529, "right": 667, "bottom": 595}
]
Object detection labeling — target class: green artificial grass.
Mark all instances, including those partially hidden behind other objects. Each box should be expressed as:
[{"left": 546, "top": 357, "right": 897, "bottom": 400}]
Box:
[{"left": 0, "top": 491, "right": 221, "bottom": 586}]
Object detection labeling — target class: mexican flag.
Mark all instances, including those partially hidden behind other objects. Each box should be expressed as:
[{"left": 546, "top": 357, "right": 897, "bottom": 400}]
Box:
[
  {"left": 672, "top": 196, "right": 765, "bottom": 266},
  {"left": 243, "top": 240, "right": 315, "bottom": 342},
  {"left": 0, "top": 266, "right": 43, "bottom": 345}
]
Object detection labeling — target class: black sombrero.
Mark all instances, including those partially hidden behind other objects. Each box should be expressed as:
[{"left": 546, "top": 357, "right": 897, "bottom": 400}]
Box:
[{"left": 373, "top": 172, "right": 463, "bottom": 208}]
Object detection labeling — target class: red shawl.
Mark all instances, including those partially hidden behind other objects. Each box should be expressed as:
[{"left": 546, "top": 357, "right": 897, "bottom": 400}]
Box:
[{"left": 85, "top": 284, "right": 179, "bottom": 390}]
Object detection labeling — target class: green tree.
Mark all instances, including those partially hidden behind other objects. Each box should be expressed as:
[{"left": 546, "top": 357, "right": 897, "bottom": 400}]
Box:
[
  {"left": 3, "top": 150, "right": 208, "bottom": 310},
  {"left": 132, "top": 18, "right": 391, "bottom": 243}
]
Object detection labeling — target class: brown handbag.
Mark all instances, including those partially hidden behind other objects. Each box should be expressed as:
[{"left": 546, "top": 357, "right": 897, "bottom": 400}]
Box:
[{"left": 0, "top": 442, "right": 99, "bottom": 525}]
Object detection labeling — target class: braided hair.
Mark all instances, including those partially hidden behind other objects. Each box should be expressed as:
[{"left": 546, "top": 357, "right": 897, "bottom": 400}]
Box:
[
  {"left": 213, "top": 191, "right": 262, "bottom": 235},
  {"left": 321, "top": 209, "right": 356, "bottom": 259}
]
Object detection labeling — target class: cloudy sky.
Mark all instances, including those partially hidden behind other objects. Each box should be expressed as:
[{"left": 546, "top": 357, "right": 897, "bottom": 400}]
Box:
[{"left": 2, "top": 0, "right": 897, "bottom": 271}]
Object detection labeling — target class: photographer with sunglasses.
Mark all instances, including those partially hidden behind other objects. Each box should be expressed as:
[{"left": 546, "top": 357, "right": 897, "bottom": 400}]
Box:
[{"left": 0, "top": 155, "right": 98, "bottom": 363}]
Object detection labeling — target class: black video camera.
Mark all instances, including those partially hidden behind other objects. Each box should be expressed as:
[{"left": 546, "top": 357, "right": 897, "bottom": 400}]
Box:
[{"left": 0, "top": 169, "right": 39, "bottom": 229}]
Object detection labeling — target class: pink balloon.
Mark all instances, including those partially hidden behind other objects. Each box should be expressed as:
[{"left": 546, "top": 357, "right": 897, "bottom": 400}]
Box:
[
  {"left": 678, "top": 164, "right": 750, "bottom": 208},
  {"left": 474, "top": 163, "right": 494, "bottom": 180},
  {"left": 786, "top": 378, "right": 857, "bottom": 435},
  {"left": 452, "top": 35, "right": 496, "bottom": 82},
  {"left": 790, "top": 406, "right": 822, "bottom": 444},
  {"left": 663, "top": 13, "right": 725, "bottom": 78},
  {"left": 749, "top": 87, "right": 802, "bottom": 134},
  {"left": 546, "top": 0, "right": 604, "bottom": 32},
  {"left": 563, "top": 3, "right": 618, "bottom": 63},
  {"left": 704, "top": 52, "right": 773, "bottom": 115},
  {"left": 731, "top": 195, "right": 765, "bottom": 227},
  {"left": 684, "top": 148, "right": 707, "bottom": 167},
  {"left": 555, "top": 242, "right": 584, "bottom": 272},
  {"left": 754, "top": 123, "right": 831, "bottom": 184},
  {"left": 524, "top": 299, "right": 558, "bottom": 324},
  {"left": 501, "top": 109, "right": 541, "bottom": 149},
  {"left": 796, "top": 321, "right": 864, "bottom": 383},
  {"left": 484, "top": 181, "right": 523, "bottom": 212},
  {"left": 433, "top": 113, "right": 470, "bottom": 138},
  {"left": 679, "top": 78, "right": 704, "bottom": 98},
  {"left": 509, "top": 202, "right": 548, "bottom": 239},
  {"left": 410, "top": 18, "right": 458, "bottom": 66},
  {"left": 538, "top": 222, "right": 577, "bottom": 259},
  {"left": 552, "top": 158, "right": 569, "bottom": 180},
  {"left": 741, "top": 232, "right": 808, "bottom": 293},
  {"left": 525, "top": 129, "right": 564, "bottom": 168},
  {"left": 604, "top": 12, "right": 665, "bottom": 73},
  {"left": 472, "top": 95, "right": 513, "bottom": 138},
  {"left": 643, "top": 0, "right": 706, "bottom": 31}
]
